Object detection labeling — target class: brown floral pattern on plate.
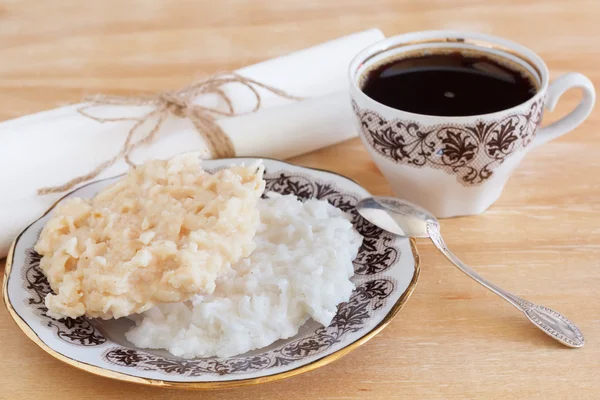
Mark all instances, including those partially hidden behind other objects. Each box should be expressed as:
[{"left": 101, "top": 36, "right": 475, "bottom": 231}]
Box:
[
  {"left": 353, "top": 99, "right": 544, "bottom": 185},
  {"left": 103, "top": 278, "right": 395, "bottom": 376},
  {"left": 22, "top": 248, "right": 106, "bottom": 346}
]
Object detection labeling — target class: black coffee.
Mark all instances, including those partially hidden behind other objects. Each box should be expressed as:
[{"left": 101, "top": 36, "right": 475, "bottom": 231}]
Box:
[{"left": 361, "top": 52, "right": 537, "bottom": 116}]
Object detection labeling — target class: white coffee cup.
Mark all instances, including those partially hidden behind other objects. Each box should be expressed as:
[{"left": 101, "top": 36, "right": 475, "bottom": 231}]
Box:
[{"left": 349, "top": 30, "right": 595, "bottom": 218}]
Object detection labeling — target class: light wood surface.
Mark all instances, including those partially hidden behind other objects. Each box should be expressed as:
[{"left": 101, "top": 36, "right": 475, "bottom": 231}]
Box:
[{"left": 1, "top": 1, "right": 599, "bottom": 399}]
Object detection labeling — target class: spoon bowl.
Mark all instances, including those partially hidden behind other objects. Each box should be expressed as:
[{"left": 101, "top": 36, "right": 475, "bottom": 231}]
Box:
[{"left": 356, "top": 197, "right": 437, "bottom": 238}]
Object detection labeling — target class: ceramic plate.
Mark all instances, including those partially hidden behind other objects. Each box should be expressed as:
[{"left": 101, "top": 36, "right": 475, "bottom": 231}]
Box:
[{"left": 3, "top": 158, "right": 420, "bottom": 389}]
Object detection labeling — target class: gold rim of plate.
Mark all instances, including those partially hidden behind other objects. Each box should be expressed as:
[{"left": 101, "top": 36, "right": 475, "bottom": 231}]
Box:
[{"left": 1, "top": 158, "right": 421, "bottom": 390}]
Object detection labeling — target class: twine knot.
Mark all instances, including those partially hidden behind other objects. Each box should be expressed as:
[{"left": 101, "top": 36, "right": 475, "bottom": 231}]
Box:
[{"left": 159, "top": 91, "right": 189, "bottom": 118}]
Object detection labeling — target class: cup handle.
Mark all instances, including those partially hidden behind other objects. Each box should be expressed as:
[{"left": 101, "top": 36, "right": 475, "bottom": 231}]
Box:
[{"left": 534, "top": 72, "right": 596, "bottom": 147}]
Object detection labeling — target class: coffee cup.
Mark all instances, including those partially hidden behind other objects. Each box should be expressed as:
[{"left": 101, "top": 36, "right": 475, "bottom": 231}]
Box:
[{"left": 349, "top": 30, "right": 595, "bottom": 217}]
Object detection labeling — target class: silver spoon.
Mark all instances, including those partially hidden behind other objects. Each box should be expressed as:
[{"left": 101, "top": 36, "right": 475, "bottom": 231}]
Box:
[{"left": 356, "top": 196, "right": 584, "bottom": 348}]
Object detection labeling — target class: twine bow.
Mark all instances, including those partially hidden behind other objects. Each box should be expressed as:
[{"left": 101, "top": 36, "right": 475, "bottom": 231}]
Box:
[{"left": 37, "top": 72, "right": 303, "bottom": 195}]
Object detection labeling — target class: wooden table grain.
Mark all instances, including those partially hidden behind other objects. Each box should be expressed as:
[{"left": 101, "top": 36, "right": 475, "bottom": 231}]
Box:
[{"left": 1, "top": 1, "right": 599, "bottom": 399}]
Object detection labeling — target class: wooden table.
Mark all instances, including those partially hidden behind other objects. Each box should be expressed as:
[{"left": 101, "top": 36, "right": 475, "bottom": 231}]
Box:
[{"left": 1, "top": 1, "right": 599, "bottom": 398}]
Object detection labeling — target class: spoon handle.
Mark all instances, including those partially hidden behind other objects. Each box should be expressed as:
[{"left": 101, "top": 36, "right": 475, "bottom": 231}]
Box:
[{"left": 426, "top": 222, "right": 584, "bottom": 348}]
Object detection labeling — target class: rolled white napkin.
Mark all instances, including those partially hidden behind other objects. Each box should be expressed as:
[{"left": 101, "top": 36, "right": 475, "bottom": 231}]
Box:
[{"left": 0, "top": 29, "right": 384, "bottom": 257}]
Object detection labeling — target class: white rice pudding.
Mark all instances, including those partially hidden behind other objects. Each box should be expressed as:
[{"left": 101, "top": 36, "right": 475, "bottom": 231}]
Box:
[
  {"left": 34, "top": 154, "right": 265, "bottom": 319},
  {"left": 126, "top": 193, "right": 363, "bottom": 358}
]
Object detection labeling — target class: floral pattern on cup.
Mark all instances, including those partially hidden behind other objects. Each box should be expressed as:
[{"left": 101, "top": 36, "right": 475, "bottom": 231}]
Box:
[{"left": 353, "top": 99, "right": 544, "bottom": 186}]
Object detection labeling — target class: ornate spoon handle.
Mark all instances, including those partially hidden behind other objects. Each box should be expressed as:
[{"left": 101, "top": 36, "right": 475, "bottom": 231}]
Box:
[{"left": 426, "top": 222, "right": 584, "bottom": 348}]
